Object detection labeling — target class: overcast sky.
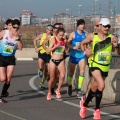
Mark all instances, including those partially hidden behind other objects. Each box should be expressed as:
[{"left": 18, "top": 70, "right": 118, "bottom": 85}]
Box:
[{"left": 0, "top": 0, "right": 119, "bottom": 19}]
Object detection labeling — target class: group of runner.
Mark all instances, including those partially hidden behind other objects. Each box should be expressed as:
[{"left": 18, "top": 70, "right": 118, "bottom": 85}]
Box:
[
  {"left": 0, "top": 17, "right": 120, "bottom": 120},
  {"left": 33, "top": 18, "right": 120, "bottom": 119}
]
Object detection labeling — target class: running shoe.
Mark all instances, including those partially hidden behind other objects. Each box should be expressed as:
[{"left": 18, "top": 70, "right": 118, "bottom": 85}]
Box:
[
  {"left": 80, "top": 96, "right": 86, "bottom": 108},
  {"left": 79, "top": 97, "right": 87, "bottom": 119},
  {"left": 47, "top": 93, "right": 52, "bottom": 100},
  {"left": 38, "top": 69, "right": 43, "bottom": 78},
  {"left": 93, "top": 109, "right": 101, "bottom": 120},
  {"left": 39, "top": 83, "right": 46, "bottom": 90},
  {"left": 0, "top": 98, "right": 7, "bottom": 103},
  {"left": 55, "top": 89, "right": 61, "bottom": 99},
  {"left": 76, "top": 90, "right": 83, "bottom": 98},
  {"left": 67, "top": 85, "right": 72, "bottom": 96}
]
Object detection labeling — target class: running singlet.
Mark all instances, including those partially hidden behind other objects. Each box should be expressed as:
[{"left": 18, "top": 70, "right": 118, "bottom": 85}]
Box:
[
  {"left": 54, "top": 37, "right": 65, "bottom": 54},
  {"left": 70, "top": 30, "right": 86, "bottom": 58},
  {"left": 0, "top": 30, "right": 18, "bottom": 56},
  {"left": 39, "top": 33, "right": 54, "bottom": 54},
  {"left": 89, "top": 33, "right": 112, "bottom": 72}
]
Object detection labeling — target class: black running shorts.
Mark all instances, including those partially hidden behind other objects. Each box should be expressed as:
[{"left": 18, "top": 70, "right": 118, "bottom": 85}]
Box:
[
  {"left": 38, "top": 52, "right": 51, "bottom": 63},
  {"left": 89, "top": 67, "right": 108, "bottom": 77},
  {"left": 0, "top": 55, "right": 16, "bottom": 67}
]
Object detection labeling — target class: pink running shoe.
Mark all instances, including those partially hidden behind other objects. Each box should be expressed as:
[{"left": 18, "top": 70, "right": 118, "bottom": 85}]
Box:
[
  {"left": 79, "top": 97, "right": 87, "bottom": 119},
  {"left": 80, "top": 96, "right": 86, "bottom": 108},
  {"left": 93, "top": 109, "right": 101, "bottom": 120},
  {"left": 47, "top": 93, "right": 52, "bottom": 100},
  {"left": 55, "top": 89, "right": 61, "bottom": 99}
]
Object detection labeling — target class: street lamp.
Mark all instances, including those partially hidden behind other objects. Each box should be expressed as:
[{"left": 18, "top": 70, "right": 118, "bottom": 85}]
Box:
[
  {"left": 66, "top": 9, "right": 69, "bottom": 34},
  {"left": 78, "top": 5, "right": 82, "bottom": 18},
  {"left": 115, "top": 0, "right": 118, "bottom": 33},
  {"left": 100, "top": 11, "right": 102, "bottom": 19}
]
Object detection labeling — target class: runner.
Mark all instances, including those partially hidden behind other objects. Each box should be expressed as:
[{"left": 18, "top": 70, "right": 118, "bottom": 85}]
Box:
[
  {"left": 46, "top": 28, "right": 66, "bottom": 100},
  {"left": 47, "top": 23, "right": 60, "bottom": 94},
  {"left": 0, "top": 19, "right": 22, "bottom": 103},
  {"left": 85, "top": 19, "right": 100, "bottom": 98},
  {"left": 33, "top": 25, "right": 53, "bottom": 89},
  {"left": 80, "top": 18, "right": 118, "bottom": 119},
  {"left": 66, "top": 19, "right": 87, "bottom": 98}
]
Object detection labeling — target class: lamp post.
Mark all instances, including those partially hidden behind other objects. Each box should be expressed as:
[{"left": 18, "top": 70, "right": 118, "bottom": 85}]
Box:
[
  {"left": 66, "top": 9, "right": 69, "bottom": 34},
  {"left": 78, "top": 5, "right": 82, "bottom": 18},
  {"left": 100, "top": 11, "right": 102, "bottom": 19},
  {"left": 115, "top": 0, "right": 118, "bottom": 34}
]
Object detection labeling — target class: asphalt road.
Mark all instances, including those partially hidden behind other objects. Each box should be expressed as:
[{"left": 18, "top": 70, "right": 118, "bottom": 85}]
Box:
[{"left": 0, "top": 60, "right": 120, "bottom": 120}]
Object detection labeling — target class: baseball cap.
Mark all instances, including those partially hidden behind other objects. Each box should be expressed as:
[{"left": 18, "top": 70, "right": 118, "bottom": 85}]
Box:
[
  {"left": 77, "top": 19, "right": 85, "bottom": 26},
  {"left": 100, "top": 18, "right": 110, "bottom": 26}
]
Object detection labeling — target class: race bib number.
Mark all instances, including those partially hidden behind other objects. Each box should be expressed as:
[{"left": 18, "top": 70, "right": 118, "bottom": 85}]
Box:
[
  {"left": 98, "top": 52, "right": 110, "bottom": 64},
  {"left": 3, "top": 43, "right": 15, "bottom": 54},
  {"left": 76, "top": 42, "right": 80, "bottom": 46},
  {"left": 55, "top": 46, "right": 65, "bottom": 54}
]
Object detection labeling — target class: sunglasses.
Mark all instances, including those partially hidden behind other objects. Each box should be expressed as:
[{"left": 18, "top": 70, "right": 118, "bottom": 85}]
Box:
[
  {"left": 95, "top": 25, "right": 99, "bottom": 27},
  {"left": 13, "top": 26, "right": 19, "bottom": 30},
  {"left": 101, "top": 24, "right": 111, "bottom": 28},
  {"left": 54, "top": 26, "right": 60, "bottom": 29}
]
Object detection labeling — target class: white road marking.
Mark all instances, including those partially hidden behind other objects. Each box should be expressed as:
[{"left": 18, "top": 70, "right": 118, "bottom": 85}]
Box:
[
  {"left": 29, "top": 75, "right": 120, "bottom": 119},
  {"left": 16, "top": 58, "right": 33, "bottom": 61},
  {"left": 0, "top": 110, "right": 27, "bottom": 120}
]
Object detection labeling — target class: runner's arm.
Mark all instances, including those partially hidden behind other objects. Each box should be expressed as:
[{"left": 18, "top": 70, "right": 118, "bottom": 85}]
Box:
[
  {"left": 66, "top": 32, "right": 74, "bottom": 49},
  {"left": 111, "top": 35, "right": 118, "bottom": 51},
  {"left": 15, "top": 32, "right": 22, "bottom": 50},
  {"left": 42, "top": 39, "right": 47, "bottom": 51},
  {"left": 17, "top": 41, "right": 22, "bottom": 50},
  {"left": 46, "top": 38, "right": 58, "bottom": 54},
  {"left": 33, "top": 34, "right": 42, "bottom": 49},
  {"left": 80, "top": 33, "right": 93, "bottom": 52},
  {"left": 33, "top": 34, "right": 42, "bottom": 52}
]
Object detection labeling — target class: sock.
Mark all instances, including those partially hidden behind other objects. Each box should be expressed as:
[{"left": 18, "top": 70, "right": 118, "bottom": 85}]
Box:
[
  {"left": 84, "top": 89, "right": 96, "bottom": 107},
  {"left": 95, "top": 89, "right": 103, "bottom": 109},
  {"left": 38, "top": 69, "right": 43, "bottom": 78},
  {"left": 40, "top": 75, "right": 46, "bottom": 85},
  {"left": 51, "top": 88, "right": 55, "bottom": 93},
  {"left": 1, "top": 83, "right": 10, "bottom": 97},
  {"left": 78, "top": 75, "right": 84, "bottom": 91},
  {"left": 68, "top": 75, "right": 73, "bottom": 86}
]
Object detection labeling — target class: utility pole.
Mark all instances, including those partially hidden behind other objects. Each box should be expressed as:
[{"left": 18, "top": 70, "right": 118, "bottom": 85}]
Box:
[
  {"left": 99, "top": 3, "right": 102, "bottom": 19},
  {"left": 108, "top": 0, "right": 111, "bottom": 19},
  {"left": 115, "top": 0, "right": 117, "bottom": 34}
]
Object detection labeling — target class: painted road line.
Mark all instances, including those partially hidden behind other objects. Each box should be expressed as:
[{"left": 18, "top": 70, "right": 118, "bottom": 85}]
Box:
[
  {"left": 16, "top": 58, "right": 33, "bottom": 61},
  {"left": 29, "top": 75, "right": 120, "bottom": 119},
  {"left": 0, "top": 110, "right": 27, "bottom": 120}
]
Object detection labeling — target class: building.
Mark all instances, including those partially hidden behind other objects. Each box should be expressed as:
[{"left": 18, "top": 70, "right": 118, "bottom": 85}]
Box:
[
  {"left": 20, "top": 10, "right": 39, "bottom": 26},
  {"left": 20, "top": 10, "right": 31, "bottom": 25}
]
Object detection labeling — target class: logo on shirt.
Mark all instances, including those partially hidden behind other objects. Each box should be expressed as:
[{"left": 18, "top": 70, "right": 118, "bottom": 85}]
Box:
[
  {"left": 82, "top": 35, "right": 85, "bottom": 39},
  {"left": 5, "top": 37, "right": 8, "bottom": 40}
]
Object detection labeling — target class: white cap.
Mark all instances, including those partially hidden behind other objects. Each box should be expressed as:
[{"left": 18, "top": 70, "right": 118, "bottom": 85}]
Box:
[{"left": 100, "top": 18, "right": 110, "bottom": 26}]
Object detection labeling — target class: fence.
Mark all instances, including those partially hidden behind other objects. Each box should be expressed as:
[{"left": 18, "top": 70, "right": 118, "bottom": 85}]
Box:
[{"left": 22, "top": 39, "right": 34, "bottom": 48}]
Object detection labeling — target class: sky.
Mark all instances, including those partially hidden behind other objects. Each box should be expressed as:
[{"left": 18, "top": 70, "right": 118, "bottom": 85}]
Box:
[{"left": 0, "top": 0, "right": 120, "bottom": 19}]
